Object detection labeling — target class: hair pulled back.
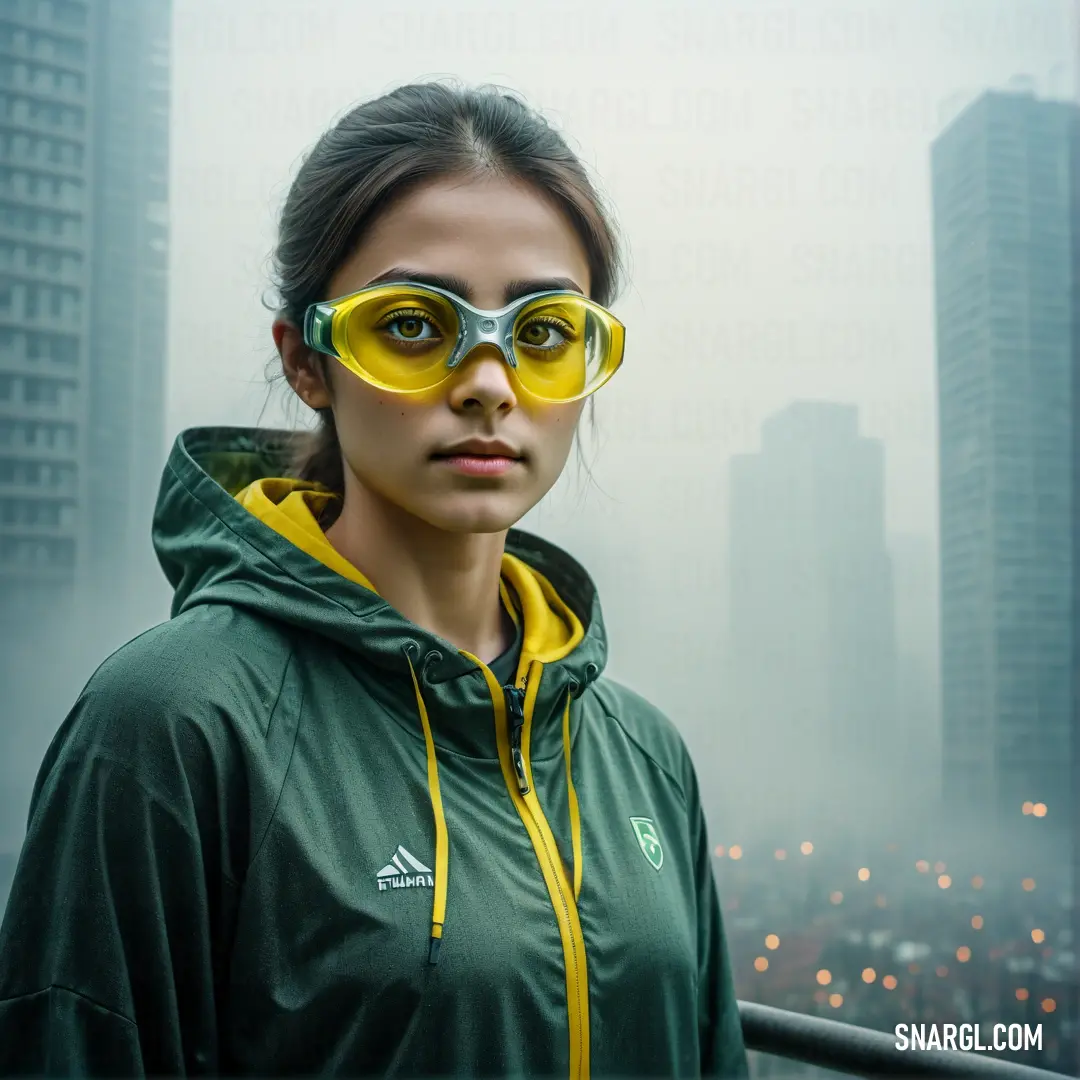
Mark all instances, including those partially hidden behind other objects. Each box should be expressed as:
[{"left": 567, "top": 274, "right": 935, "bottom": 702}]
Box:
[{"left": 270, "top": 81, "right": 624, "bottom": 494}]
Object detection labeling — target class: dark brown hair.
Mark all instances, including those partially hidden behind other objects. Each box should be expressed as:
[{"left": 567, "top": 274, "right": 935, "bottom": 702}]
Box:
[{"left": 270, "top": 81, "right": 624, "bottom": 496}]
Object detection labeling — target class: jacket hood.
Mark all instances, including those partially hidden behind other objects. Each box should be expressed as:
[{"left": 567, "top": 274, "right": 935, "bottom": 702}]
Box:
[{"left": 153, "top": 427, "right": 608, "bottom": 697}]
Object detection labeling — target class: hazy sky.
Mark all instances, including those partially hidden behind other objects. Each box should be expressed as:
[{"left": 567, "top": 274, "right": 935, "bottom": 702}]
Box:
[
  {"left": 4, "top": 0, "right": 1078, "bottom": 859},
  {"left": 165, "top": 0, "right": 1078, "bottom": 710},
  {"left": 168, "top": 0, "right": 1077, "bottom": 519}
]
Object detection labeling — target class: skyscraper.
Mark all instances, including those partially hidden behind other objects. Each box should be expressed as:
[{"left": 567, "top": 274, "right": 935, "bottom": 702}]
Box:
[
  {"left": 728, "top": 402, "right": 897, "bottom": 833},
  {"left": 931, "top": 89, "right": 1078, "bottom": 843},
  {"left": 0, "top": 0, "right": 171, "bottom": 851},
  {"left": 0, "top": 0, "right": 92, "bottom": 625},
  {"left": 0, "top": 0, "right": 169, "bottom": 604}
]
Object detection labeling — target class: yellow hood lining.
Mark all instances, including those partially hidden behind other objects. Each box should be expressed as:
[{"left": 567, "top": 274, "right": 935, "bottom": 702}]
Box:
[{"left": 235, "top": 477, "right": 584, "bottom": 671}]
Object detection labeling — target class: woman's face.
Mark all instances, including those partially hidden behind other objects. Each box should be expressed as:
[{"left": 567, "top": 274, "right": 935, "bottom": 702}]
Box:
[{"left": 280, "top": 173, "right": 593, "bottom": 535}]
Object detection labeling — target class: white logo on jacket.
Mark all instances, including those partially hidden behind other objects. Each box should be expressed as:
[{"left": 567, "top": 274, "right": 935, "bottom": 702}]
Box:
[{"left": 376, "top": 845, "right": 434, "bottom": 891}]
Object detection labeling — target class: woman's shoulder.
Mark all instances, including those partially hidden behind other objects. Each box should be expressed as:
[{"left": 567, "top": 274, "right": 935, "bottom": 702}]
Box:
[
  {"left": 62, "top": 604, "right": 298, "bottom": 772},
  {"left": 586, "top": 675, "right": 696, "bottom": 798},
  {"left": 91, "top": 603, "right": 294, "bottom": 709},
  {"left": 21, "top": 605, "right": 299, "bottom": 883}
]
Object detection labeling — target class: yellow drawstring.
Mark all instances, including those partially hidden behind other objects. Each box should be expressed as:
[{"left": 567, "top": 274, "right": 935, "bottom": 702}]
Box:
[
  {"left": 407, "top": 655, "right": 449, "bottom": 964},
  {"left": 407, "top": 655, "right": 584, "bottom": 963}
]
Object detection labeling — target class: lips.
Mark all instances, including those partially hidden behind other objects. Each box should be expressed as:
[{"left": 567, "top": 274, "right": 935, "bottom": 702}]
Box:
[
  {"left": 429, "top": 440, "right": 524, "bottom": 478},
  {"left": 430, "top": 440, "right": 523, "bottom": 461}
]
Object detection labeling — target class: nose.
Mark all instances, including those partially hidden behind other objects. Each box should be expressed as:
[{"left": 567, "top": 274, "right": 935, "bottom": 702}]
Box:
[{"left": 446, "top": 344, "right": 518, "bottom": 415}]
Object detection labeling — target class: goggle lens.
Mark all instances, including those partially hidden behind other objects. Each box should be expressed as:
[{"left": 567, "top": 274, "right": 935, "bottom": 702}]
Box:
[
  {"left": 511, "top": 295, "right": 614, "bottom": 400},
  {"left": 337, "top": 286, "right": 459, "bottom": 393}
]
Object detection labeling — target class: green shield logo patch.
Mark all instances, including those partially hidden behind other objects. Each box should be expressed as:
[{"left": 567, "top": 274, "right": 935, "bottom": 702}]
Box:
[{"left": 630, "top": 816, "right": 663, "bottom": 871}]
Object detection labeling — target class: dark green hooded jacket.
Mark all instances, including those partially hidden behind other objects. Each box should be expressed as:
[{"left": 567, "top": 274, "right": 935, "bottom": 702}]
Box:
[{"left": 0, "top": 427, "right": 748, "bottom": 1079}]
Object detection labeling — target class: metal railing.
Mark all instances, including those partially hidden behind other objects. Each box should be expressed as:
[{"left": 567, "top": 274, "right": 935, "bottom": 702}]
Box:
[{"left": 739, "top": 1001, "right": 1073, "bottom": 1080}]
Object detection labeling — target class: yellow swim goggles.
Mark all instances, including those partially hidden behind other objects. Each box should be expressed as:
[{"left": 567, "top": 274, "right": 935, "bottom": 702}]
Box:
[{"left": 303, "top": 281, "right": 625, "bottom": 403}]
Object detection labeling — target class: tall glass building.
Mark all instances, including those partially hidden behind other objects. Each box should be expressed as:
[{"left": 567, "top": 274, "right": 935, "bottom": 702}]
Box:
[
  {"left": 0, "top": 0, "right": 91, "bottom": 618},
  {"left": 0, "top": 0, "right": 169, "bottom": 626},
  {"left": 0, "top": 0, "right": 170, "bottom": 857},
  {"left": 931, "top": 89, "right": 1079, "bottom": 843}
]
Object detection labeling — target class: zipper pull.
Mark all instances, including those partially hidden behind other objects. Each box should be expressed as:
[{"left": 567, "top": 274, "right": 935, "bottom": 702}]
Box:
[{"left": 503, "top": 684, "right": 530, "bottom": 795}]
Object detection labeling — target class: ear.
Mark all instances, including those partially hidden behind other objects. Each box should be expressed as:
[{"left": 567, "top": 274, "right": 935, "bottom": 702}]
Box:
[{"left": 274, "top": 318, "right": 333, "bottom": 409}]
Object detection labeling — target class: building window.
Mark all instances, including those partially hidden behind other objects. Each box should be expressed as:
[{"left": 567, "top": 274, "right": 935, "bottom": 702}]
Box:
[{"left": 24, "top": 377, "right": 60, "bottom": 405}]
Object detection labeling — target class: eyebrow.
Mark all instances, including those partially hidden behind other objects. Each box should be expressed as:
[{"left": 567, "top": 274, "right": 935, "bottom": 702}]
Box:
[{"left": 364, "top": 267, "right": 585, "bottom": 304}]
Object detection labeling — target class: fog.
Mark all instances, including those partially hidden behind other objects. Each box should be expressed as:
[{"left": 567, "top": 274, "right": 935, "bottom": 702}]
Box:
[
  {"left": 157, "top": 0, "right": 1077, "bottom": 848},
  {"left": 4, "top": 0, "right": 1078, "bottom": 840},
  {"left": 2, "top": 0, "right": 1080, "bottom": 1062},
  {"left": 1, "top": 5, "right": 1077, "bottom": 1046}
]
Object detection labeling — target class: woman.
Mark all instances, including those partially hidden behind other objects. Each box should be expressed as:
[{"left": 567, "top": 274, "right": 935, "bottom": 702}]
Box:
[{"left": 0, "top": 83, "right": 748, "bottom": 1078}]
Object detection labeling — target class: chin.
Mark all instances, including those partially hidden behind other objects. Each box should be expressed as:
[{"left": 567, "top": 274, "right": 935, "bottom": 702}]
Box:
[{"left": 415, "top": 493, "right": 532, "bottom": 535}]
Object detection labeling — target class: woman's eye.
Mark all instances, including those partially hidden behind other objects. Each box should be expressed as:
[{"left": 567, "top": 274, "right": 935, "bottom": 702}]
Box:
[
  {"left": 518, "top": 321, "right": 566, "bottom": 349},
  {"left": 386, "top": 316, "right": 438, "bottom": 341}
]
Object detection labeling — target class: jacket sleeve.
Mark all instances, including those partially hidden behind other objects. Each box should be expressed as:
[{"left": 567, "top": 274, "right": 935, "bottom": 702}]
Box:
[
  {"left": 0, "top": 664, "right": 235, "bottom": 1076},
  {"left": 689, "top": 765, "right": 749, "bottom": 1079}
]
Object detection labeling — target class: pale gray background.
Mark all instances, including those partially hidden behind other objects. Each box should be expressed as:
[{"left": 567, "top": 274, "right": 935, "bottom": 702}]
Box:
[{"left": 158, "top": 0, "right": 1078, "bottom": 840}]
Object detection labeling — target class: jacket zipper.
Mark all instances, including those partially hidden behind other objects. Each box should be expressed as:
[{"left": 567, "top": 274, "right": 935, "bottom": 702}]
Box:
[
  {"left": 495, "top": 666, "right": 588, "bottom": 1079},
  {"left": 503, "top": 683, "right": 530, "bottom": 795}
]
